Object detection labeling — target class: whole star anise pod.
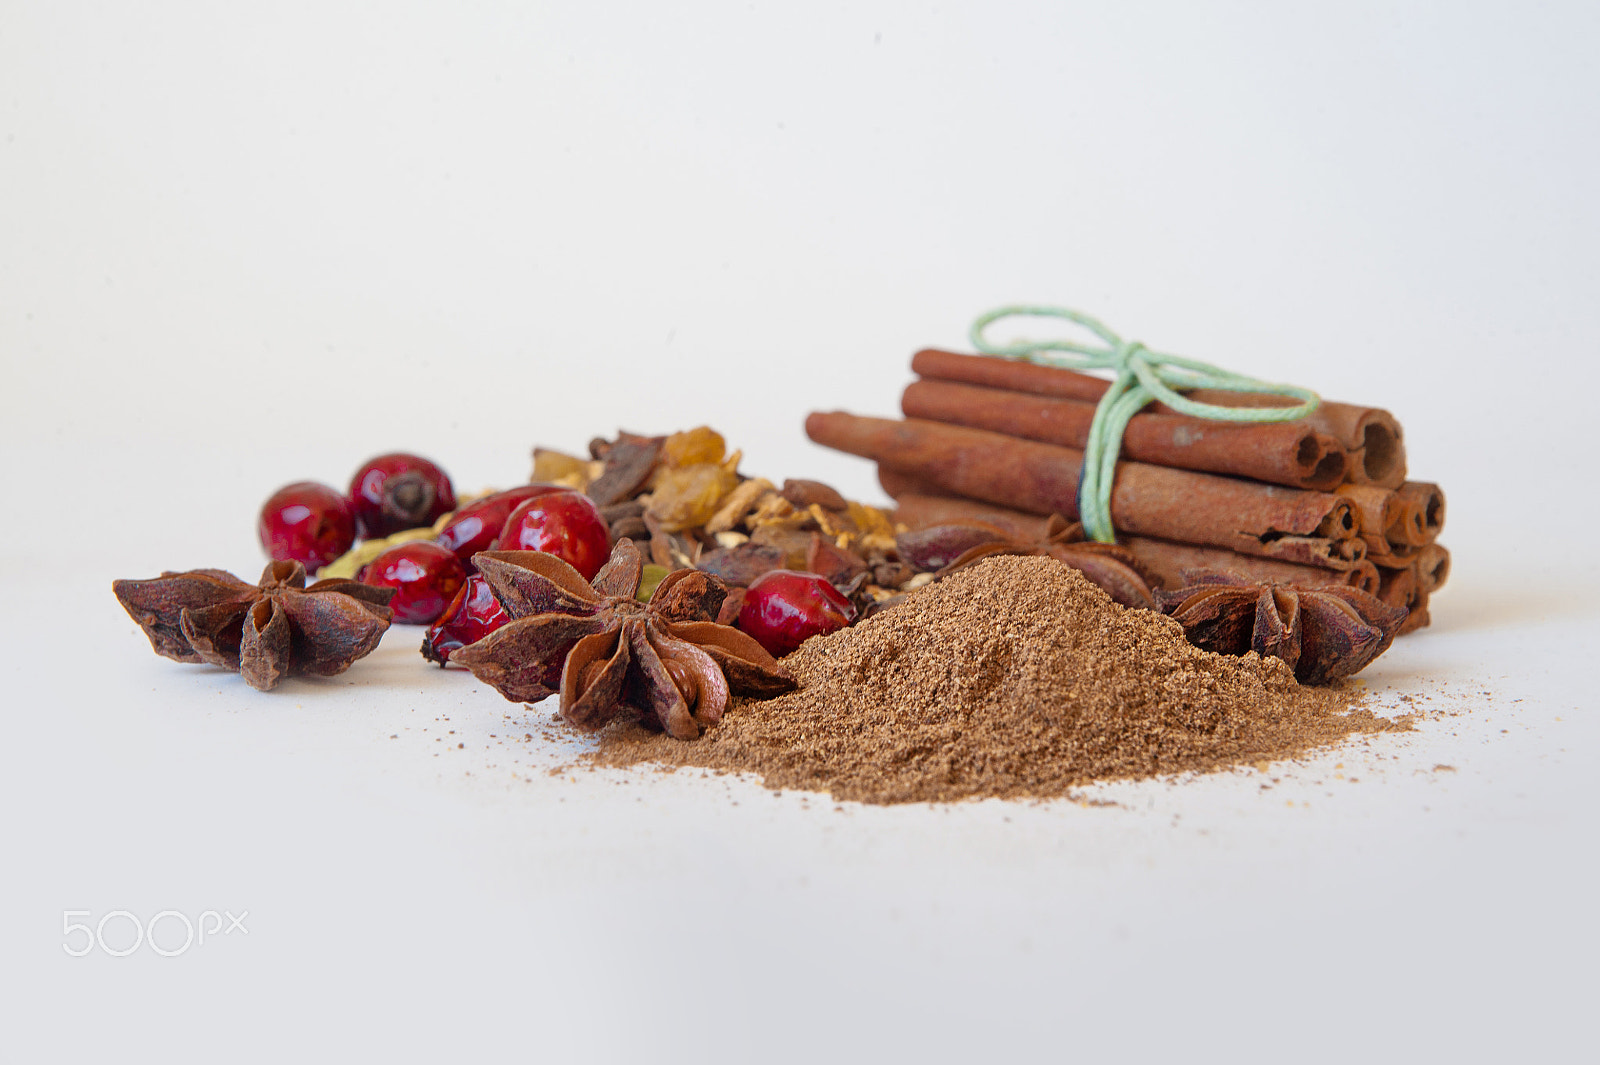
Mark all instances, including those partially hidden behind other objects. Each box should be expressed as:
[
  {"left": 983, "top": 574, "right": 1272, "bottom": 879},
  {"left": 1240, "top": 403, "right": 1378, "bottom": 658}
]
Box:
[
  {"left": 113, "top": 560, "right": 396, "bottom": 691},
  {"left": 1155, "top": 574, "right": 1408, "bottom": 685},
  {"left": 452, "top": 539, "right": 797, "bottom": 739},
  {"left": 896, "top": 514, "right": 1158, "bottom": 609}
]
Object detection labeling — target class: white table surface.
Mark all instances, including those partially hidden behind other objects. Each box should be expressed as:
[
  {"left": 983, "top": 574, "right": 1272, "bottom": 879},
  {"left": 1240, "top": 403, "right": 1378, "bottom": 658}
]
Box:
[{"left": 3, "top": 4, "right": 1597, "bottom": 1062}]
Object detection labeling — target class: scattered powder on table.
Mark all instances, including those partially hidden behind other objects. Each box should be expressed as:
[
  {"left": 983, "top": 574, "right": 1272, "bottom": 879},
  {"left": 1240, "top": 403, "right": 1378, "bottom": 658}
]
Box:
[{"left": 590, "top": 556, "right": 1404, "bottom": 804}]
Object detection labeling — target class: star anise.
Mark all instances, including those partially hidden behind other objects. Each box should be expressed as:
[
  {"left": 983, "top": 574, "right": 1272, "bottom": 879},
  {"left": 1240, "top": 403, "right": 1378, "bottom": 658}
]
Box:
[
  {"left": 452, "top": 539, "right": 797, "bottom": 739},
  {"left": 895, "top": 514, "right": 1158, "bottom": 609},
  {"left": 1155, "top": 574, "right": 1408, "bottom": 685},
  {"left": 113, "top": 560, "right": 396, "bottom": 691}
]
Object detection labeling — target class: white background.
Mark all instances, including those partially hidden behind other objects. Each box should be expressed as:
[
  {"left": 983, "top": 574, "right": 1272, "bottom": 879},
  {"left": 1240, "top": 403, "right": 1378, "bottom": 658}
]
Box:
[{"left": 2, "top": 3, "right": 1597, "bottom": 1061}]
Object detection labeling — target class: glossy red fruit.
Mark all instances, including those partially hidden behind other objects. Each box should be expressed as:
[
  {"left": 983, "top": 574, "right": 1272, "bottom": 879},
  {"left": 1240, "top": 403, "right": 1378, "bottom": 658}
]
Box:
[
  {"left": 738, "top": 569, "right": 857, "bottom": 657},
  {"left": 422, "top": 573, "right": 512, "bottom": 666},
  {"left": 349, "top": 453, "right": 456, "bottom": 539},
  {"left": 258, "top": 481, "right": 357, "bottom": 571},
  {"left": 497, "top": 490, "right": 611, "bottom": 581},
  {"left": 434, "top": 484, "right": 564, "bottom": 568},
  {"left": 361, "top": 540, "right": 466, "bottom": 624}
]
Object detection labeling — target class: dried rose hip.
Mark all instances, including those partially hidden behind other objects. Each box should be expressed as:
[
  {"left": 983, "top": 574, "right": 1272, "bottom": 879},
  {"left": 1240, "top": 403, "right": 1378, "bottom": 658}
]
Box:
[
  {"left": 349, "top": 453, "right": 456, "bottom": 539},
  {"left": 738, "top": 569, "right": 856, "bottom": 657},
  {"left": 422, "top": 573, "right": 512, "bottom": 665},
  {"left": 258, "top": 481, "right": 357, "bottom": 571},
  {"left": 434, "top": 484, "right": 564, "bottom": 568},
  {"left": 361, "top": 540, "right": 466, "bottom": 624},
  {"left": 497, "top": 490, "right": 611, "bottom": 581}
]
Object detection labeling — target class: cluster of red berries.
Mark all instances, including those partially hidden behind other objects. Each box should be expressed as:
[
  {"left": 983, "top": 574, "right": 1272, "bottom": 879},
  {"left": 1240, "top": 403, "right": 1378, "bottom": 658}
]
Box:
[
  {"left": 258, "top": 452, "right": 856, "bottom": 669},
  {"left": 258, "top": 455, "right": 609, "bottom": 627}
]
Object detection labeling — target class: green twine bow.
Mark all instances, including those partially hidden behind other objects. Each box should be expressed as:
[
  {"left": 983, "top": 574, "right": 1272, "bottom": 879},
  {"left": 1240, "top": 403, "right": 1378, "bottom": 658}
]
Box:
[{"left": 969, "top": 305, "right": 1321, "bottom": 544}]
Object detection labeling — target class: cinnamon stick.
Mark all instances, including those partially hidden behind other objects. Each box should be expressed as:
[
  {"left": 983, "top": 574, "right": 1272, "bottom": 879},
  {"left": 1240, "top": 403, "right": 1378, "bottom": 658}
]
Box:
[
  {"left": 808, "top": 412, "right": 1363, "bottom": 568},
  {"left": 1121, "top": 538, "right": 1382, "bottom": 597},
  {"left": 912, "top": 349, "right": 1408, "bottom": 488},
  {"left": 1377, "top": 565, "right": 1421, "bottom": 616},
  {"left": 1334, "top": 483, "right": 1417, "bottom": 566},
  {"left": 1393, "top": 482, "right": 1446, "bottom": 545},
  {"left": 883, "top": 486, "right": 1051, "bottom": 542},
  {"left": 1398, "top": 584, "right": 1431, "bottom": 635},
  {"left": 901, "top": 378, "right": 1349, "bottom": 490},
  {"left": 888, "top": 491, "right": 1381, "bottom": 595},
  {"left": 1415, "top": 543, "right": 1451, "bottom": 594}
]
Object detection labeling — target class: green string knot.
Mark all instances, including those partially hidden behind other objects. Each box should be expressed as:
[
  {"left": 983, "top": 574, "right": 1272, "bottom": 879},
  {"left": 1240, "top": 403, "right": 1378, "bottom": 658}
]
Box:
[{"left": 969, "top": 305, "right": 1321, "bottom": 544}]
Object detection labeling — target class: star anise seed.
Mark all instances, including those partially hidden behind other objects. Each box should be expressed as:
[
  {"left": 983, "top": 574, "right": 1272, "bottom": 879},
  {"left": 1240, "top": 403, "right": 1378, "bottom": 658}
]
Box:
[
  {"left": 1155, "top": 573, "right": 1408, "bottom": 685},
  {"left": 114, "top": 560, "right": 395, "bottom": 691},
  {"left": 452, "top": 539, "right": 797, "bottom": 739}
]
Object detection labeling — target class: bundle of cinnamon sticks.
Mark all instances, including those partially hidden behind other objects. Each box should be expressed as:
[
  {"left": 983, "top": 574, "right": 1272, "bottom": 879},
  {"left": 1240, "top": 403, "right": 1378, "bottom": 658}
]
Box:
[{"left": 807, "top": 349, "right": 1447, "bottom": 633}]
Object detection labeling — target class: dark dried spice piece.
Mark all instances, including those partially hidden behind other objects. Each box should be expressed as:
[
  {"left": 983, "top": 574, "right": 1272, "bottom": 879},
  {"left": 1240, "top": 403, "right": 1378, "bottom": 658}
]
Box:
[
  {"left": 641, "top": 510, "right": 700, "bottom": 570},
  {"left": 599, "top": 498, "right": 650, "bottom": 542},
  {"left": 897, "top": 515, "right": 1158, "bottom": 610},
  {"left": 1155, "top": 574, "right": 1408, "bottom": 685},
  {"left": 696, "top": 541, "right": 787, "bottom": 586},
  {"left": 453, "top": 539, "right": 797, "bottom": 739},
  {"left": 805, "top": 533, "right": 868, "bottom": 586},
  {"left": 586, "top": 433, "right": 665, "bottom": 507},
  {"left": 113, "top": 560, "right": 395, "bottom": 691},
  {"left": 780, "top": 479, "right": 849, "bottom": 512}
]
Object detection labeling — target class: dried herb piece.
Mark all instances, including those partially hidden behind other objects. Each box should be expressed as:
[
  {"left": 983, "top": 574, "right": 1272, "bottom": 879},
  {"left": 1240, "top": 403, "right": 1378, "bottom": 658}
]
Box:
[
  {"left": 452, "top": 540, "right": 797, "bottom": 739},
  {"left": 805, "top": 533, "right": 868, "bottom": 586},
  {"left": 585, "top": 432, "right": 664, "bottom": 507},
  {"left": 1155, "top": 574, "right": 1407, "bottom": 685},
  {"left": 696, "top": 541, "right": 788, "bottom": 586},
  {"left": 661, "top": 426, "right": 727, "bottom": 467},
  {"left": 896, "top": 514, "right": 1158, "bottom": 610},
  {"left": 647, "top": 463, "right": 738, "bottom": 531},
  {"left": 113, "top": 561, "right": 395, "bottom": 691},
  {"left": 780, "top": 479, "right": 849, "bottom": 511}
]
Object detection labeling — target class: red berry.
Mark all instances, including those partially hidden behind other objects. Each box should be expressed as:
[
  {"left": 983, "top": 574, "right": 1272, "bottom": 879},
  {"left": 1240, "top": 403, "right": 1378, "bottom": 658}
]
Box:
[
  {"left": 737, "top": 570, "right": 856, "bottom": 657},
  {"left": 362, "top": 541, "right": 466, "bottom": 624},
  {"left": 434, "top": 484, "right": 565, "bottom": 568},
  {"left": 258, "top": 481, "right": 357, "bottom": 571},
  {"left": 422, "top": 573, "right": 512, "bottom": 665},
  {"left": 497, "top": 490, "right": 611, "bottom": 581},
  {"left": 349, "top": 453, "right": 456, "bottom": 539}
]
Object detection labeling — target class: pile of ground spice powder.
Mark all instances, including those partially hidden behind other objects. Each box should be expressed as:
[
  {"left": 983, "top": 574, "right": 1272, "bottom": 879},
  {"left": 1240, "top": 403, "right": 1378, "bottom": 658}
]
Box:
[{"left": 590, "top": 556, "right": 1404, "bottom": 803}]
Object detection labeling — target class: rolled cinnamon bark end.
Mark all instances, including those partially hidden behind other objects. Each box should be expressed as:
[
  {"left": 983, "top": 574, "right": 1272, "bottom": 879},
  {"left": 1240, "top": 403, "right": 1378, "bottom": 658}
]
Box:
[
  {"left": 1336, "top": 484, "right": 1400, "bottom": 539},
  {"left": 1386, "top": 497, "right": 1428, "bottom": 549},
  {"left": 1185, "top": 391, "right": 1406, "bottom": 488},
  {"left": 1394, "top": 482, "right": 1446, "bottom": 544},
  {"left": 1350, "top": 411, "right": 1407, "bottom": 488},
  {"left": 901, "top": 378, "right": 1350, "bottom": 491},
  {"left": 1416, "top": 543, "right": 1451, "bottom": 594},
  {"left": 808, "top": 412, "right": 1360, "bottom": 567},
  {"left": 913, "top": 348, "right": 1407, "bottom": 486}
]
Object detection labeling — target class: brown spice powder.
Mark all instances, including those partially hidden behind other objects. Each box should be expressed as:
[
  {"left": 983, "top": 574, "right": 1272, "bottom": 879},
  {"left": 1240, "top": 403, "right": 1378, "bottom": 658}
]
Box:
[{"left": 590, "top": 556, "right": 1402, "bottom": 804}]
